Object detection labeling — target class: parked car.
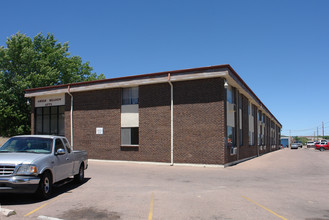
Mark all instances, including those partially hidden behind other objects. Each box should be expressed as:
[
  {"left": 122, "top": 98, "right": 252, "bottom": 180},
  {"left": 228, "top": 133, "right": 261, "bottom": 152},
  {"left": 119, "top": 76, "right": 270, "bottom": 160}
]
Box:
[
  {"left": 0, "top": 135, "right": 88, "bottom": 199},
  {"left": 291, "top": 141, "right": 303, "bottom": 149},
  {"left": 306, "top": 141, "right": 315, "bottom": 148},
  {"left": 315, "top": 140, "right": 329, "bottom": 151}
]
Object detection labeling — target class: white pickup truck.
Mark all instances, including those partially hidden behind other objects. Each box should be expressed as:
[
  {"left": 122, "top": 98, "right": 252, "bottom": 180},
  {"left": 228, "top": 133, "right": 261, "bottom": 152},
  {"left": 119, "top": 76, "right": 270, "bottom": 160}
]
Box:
[{"left": 0, "top": 135, "right": 88, "bottom": 199}]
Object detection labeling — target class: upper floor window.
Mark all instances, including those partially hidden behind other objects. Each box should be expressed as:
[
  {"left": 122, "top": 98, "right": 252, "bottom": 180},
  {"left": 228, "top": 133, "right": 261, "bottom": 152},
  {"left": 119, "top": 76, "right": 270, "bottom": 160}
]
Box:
[
  {"left": 248, "top": 101, "right": 255, "bottom": 146},
  {"left": 122, "top": 87, "right": 139, "bottom": 105},
  {"left": 227, "top": 85, "right": 234, "bottom": 104},
  {"left": 121, "top": 127, "right": 139, "bottom": 146}
]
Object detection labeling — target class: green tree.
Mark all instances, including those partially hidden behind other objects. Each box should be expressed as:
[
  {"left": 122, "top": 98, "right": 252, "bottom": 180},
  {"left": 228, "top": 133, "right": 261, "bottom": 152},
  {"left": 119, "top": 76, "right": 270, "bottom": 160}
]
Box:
[
  {"left": 293, "top": 136, "right": 309, "bottom": 145},
  {"left": 0, "top": 32, "right": 105, "bottom": 136}
]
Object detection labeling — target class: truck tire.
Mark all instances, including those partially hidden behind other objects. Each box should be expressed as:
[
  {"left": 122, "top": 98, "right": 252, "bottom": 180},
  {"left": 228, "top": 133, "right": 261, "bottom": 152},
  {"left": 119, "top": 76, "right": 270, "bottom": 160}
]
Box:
[
  {"left": 320, "top": 147, "right": 325, "bottom": 152},
  {"left": 74, "top": 164, "right": 84, "bottom": 183},
  {"left": 37, "top": 171, "right": 52, "bottom": 199}
]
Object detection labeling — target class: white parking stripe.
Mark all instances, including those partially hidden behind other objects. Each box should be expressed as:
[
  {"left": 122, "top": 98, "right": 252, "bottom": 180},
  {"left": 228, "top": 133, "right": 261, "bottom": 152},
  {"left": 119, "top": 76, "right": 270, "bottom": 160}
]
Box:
[{"left": 38, "top": 215, "right": 64, "bottom": 220}]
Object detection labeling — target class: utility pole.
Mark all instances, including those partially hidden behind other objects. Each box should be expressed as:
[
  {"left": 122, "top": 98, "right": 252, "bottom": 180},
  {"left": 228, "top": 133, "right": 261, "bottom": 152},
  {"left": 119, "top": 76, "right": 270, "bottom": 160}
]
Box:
[
  {"left": 314, "top": 131, "right": 315, "bottom": 141},
  {"left": 317, "top": 127, "right": 319, "bottom": 141},
  {"left": 289, "top": 130, "right": 291, "bottom": 148},
  {"left": 323, "top": 121, "right": 325, "bottom": 137}
]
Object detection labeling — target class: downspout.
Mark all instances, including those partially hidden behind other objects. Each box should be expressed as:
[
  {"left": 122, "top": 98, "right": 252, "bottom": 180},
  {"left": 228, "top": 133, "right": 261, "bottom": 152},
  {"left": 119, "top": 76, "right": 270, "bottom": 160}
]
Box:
[
  {"left": 168, "top": 73, "right": 174, "bottom": 166},
  {"left": 67, "top": 85, "right": 74, "bottom": 149}
]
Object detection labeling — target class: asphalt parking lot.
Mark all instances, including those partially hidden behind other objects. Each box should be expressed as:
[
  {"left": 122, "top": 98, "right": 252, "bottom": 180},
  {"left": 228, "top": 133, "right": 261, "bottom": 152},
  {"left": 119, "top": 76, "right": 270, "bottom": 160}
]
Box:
[{"left": 1, "top": 147, "right": 329, "bottom": 220}]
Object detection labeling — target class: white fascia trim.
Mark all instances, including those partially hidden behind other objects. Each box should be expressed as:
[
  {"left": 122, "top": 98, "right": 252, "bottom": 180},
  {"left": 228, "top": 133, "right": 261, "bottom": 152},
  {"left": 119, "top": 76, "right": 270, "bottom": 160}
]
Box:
[
  {"left": 25, "top": 88, "right": 69, "bottom": 97},
  {"left": 25, "top": 70, "right": 228, "bottom": 97}
]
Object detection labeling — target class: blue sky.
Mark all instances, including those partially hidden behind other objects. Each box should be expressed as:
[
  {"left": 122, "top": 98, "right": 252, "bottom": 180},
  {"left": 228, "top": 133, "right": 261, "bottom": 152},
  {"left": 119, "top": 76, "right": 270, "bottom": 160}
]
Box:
[{"left": 1, "top": 0, "right": 329, "bottom": 136}]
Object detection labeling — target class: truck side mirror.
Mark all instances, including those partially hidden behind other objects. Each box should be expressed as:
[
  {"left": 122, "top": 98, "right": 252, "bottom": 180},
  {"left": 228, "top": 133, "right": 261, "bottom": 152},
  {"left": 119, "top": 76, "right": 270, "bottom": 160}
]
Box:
[{"left": 55, "top": 148, "right": 65, "bottom": 155}]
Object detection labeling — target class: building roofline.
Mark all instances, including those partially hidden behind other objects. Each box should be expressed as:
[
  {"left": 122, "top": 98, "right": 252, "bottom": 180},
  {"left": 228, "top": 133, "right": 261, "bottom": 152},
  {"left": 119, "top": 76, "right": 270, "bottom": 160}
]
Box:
[
  {"left": 25, "top": 64, "right": 231, "bottom": 92},
  {"left": 25, "top": 64, "right": 281, "bottom": 127}
]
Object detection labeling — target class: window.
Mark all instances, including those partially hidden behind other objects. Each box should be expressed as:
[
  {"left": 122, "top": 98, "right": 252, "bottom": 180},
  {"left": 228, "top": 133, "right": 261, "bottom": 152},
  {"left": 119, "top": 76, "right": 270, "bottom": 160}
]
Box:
[
  {"left": 0, "top": 137, "right": 52, "bottom": 154},
  {"left": 227, "top": 86, "right": 234, "bottom": 104},
  {"left": 262, "top": 113, "right": 266, "bottom": 145},
  {"left": 270, "top": 122, "right": 276, "bottom": 146},
  {"left": 257, "top": 111, "right": 263, "bottom": 146},
  {"left": 238, "top": 93, "right": 243, "bottom": 146},
  {"left": 35, "top": 106, "right": 65, "bottom": 136},
  {"left": 226, "top": 85, "right": 236, "bottom": 153},
  {"left": 54, "top": 138, "right": 65, "bottom": 153},
  {"left": 248, "top": 101, "right": 255, "bottom": 146},
  {"left": 121, "top": 127, "right": 139, "bottom": 145},
  {"left": 122, "top": 87, "right": 138, "bottom": 105},
  {"left": 62, "top": 138, "right": 72, "bottom": 153},
  {"left": 227, "top": 126, "right": 235, "bottom": 148}
]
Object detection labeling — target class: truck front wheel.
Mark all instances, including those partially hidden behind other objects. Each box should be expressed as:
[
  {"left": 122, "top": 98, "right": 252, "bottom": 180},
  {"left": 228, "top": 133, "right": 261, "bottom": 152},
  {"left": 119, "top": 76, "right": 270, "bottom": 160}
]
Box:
[
  {"left": 37, "top": 171, "right": 52, "bottom": 199},
  {"left": 74, "top": 164, "right": 84, "bottom": 183},
  {"left": 320, "top": 147, "right": 325, "bottom": 151}
]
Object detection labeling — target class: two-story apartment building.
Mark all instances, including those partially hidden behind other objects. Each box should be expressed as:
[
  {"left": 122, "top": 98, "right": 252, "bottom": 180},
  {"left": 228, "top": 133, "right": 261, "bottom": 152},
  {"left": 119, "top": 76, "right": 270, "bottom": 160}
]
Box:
[{"left": 25, "top": 64, "right": 281, "bottom": 167}]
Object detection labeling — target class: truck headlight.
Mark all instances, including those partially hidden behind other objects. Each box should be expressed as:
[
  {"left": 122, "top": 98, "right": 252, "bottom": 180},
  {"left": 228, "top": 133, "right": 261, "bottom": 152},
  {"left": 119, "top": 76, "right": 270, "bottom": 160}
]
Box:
[{"left": 16, "top": 164, "right": 38, "bottom": 175}]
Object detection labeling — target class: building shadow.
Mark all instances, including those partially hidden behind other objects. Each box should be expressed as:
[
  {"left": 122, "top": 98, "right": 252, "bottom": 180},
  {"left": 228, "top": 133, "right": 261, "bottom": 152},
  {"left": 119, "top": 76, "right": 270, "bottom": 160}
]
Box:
[{"left": 0, "top": 177, "right": 91, "bottom": 205}]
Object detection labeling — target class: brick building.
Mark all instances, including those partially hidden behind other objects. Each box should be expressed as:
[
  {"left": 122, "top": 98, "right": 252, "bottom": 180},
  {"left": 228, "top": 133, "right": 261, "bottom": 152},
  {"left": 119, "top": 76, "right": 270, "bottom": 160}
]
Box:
[{"left": 25, "top": 64, "right": 281, "bottom": 166}]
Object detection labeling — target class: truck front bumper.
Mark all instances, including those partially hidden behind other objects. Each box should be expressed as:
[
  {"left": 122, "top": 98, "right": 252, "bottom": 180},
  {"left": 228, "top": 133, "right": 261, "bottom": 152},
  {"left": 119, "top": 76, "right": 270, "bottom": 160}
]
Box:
[{"left": 0, "top": 176, "right": 40, "bottom": 193}]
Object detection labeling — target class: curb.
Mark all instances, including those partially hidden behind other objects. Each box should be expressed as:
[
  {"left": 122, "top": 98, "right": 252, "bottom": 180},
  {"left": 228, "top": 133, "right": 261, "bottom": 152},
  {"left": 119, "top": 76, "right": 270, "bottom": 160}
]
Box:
[{"left": 0, "top": 208, "right": 16, "bottom": 217}]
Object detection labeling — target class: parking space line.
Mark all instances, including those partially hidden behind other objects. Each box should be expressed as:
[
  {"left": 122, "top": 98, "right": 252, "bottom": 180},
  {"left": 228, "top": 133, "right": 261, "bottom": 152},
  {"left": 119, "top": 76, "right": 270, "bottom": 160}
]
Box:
[
  {"left": 148, "top": 193, "right": 154, "bottom": 220},
  {"left": 242, "top": 196, "right": 287, "bottom": 220},
  {"left": 24, "top": 195, "right": 65, "bottom": 217}
]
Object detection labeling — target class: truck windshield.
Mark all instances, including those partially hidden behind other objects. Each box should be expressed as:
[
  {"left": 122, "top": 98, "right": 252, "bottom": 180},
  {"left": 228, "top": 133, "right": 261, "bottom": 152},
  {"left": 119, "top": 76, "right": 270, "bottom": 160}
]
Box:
[{"left": 0, "top": 137, "right": 53, "bottom": 154}]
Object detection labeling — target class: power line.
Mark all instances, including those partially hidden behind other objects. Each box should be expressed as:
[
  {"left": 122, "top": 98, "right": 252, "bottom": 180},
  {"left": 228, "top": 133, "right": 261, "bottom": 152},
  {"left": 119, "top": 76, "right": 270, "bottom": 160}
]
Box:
[{"left": 282, "top": 121, "right": 329, "bottom": 133}]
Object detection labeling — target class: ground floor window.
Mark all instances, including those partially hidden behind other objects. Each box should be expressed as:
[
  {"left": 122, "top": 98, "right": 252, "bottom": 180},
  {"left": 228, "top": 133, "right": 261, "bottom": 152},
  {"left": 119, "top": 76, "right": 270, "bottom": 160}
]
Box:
[
  {"left": 227, "top": 126, "right": 236, "bottom": 148},
  {"left": 121, "top": 127, "right": 139, "bottom": 145},
  {"left": 35, "top": 106, "right": 65, "bottom": 136},
  {"left": 249, "top": 131, "right": 254, "bottom": 146}
]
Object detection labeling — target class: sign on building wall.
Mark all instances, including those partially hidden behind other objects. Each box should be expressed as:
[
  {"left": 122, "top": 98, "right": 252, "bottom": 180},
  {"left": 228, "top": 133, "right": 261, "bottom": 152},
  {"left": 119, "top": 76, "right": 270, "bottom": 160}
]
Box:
[
  {"left": 35, "top": 94, "right": 65, "bottom": 107},
  {"left": 96, "top": 127, "right": 103, "bottom": 135}
]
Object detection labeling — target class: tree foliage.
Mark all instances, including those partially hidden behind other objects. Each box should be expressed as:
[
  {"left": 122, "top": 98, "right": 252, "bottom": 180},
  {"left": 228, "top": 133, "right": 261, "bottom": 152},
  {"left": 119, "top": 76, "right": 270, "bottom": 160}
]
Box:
[
  {"left": 0, "top": 32, "right": 105, "bottom": 136},
  {"left": 293, "top": 136, "right": 309, "bottom": 145}
]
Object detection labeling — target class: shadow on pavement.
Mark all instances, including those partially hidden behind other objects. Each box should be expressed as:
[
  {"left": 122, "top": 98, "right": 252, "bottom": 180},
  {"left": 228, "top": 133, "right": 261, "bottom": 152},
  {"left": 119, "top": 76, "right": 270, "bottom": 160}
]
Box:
[{"left": 0, "top": 177, "right": 91, "bottom": 205}]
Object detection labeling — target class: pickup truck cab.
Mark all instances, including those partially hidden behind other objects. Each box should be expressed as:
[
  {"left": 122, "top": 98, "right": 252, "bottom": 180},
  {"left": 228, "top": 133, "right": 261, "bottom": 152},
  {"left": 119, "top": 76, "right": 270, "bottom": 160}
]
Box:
[
  {"left": 0, "top": 135, "right": 88, "bottom": 199},
  {"left": 315, "top": 140, "right": 329, "bottom": 151}
]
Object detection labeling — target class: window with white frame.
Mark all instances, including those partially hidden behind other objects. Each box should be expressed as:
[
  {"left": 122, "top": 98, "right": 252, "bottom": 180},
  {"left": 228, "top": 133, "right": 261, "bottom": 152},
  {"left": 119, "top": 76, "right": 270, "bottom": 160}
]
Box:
[{"left": 122, "top": 87, "right": 139, "bottom": 105}]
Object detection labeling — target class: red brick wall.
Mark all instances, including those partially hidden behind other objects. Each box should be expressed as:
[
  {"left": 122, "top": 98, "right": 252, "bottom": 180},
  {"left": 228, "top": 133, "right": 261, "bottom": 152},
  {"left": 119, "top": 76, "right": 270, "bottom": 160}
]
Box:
[
  {"left": 66, "top": 79, "right": 227, "bottom": 164},
  {"left": 68, "top": 89, "right": 122, "bottom": 160},
  {"left": 173, "top": 78, "right": 226, "bottom": 164},
  {"left": 139, "top": 83, "right": 171, "bottom": 162}
]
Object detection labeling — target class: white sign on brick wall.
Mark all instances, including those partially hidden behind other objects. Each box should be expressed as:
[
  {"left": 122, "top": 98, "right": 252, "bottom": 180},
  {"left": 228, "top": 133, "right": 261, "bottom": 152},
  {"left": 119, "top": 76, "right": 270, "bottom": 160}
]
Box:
[
  {"left": 96, "top": 127, "right": 103, "bottom": 135},
  {"left": 35, "top": 94, "right": 65, "bottom": 107}
]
